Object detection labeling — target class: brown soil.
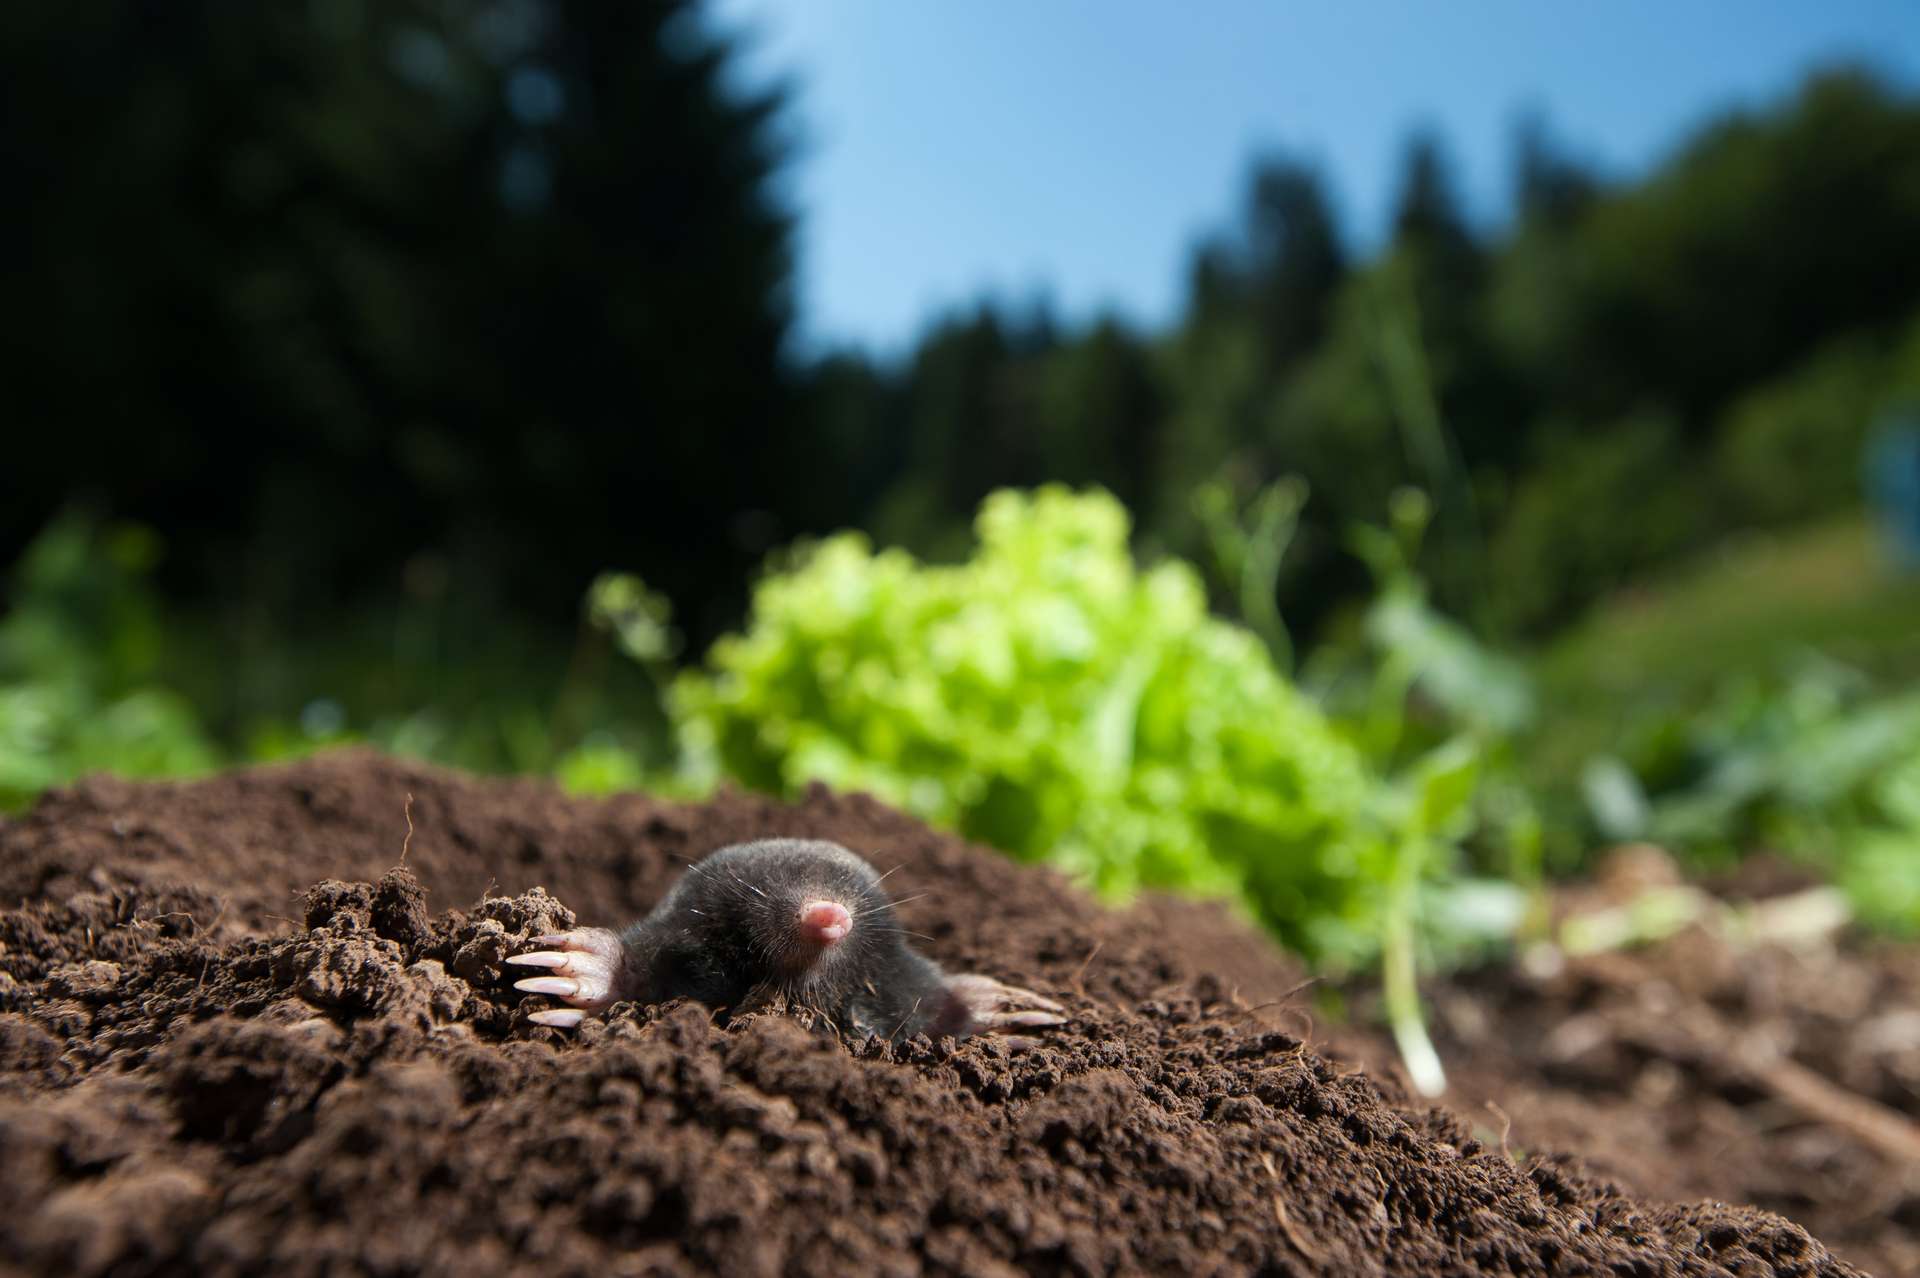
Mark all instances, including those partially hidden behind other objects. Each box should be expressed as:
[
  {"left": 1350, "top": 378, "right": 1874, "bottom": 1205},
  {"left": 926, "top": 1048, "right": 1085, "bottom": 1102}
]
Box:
[
  {"left": 0, "top": 750, "right": 1869, "bottom": 1276},
  {"left": 1337, "top": 908, "right": 1920, "bottom": 1278}
]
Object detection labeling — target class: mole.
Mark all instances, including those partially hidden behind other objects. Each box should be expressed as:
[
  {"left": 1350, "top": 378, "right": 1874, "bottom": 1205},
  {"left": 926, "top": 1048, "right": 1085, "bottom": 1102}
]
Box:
[{"left": 507, "top": 838, "right": 1067, "bottom": 1044}]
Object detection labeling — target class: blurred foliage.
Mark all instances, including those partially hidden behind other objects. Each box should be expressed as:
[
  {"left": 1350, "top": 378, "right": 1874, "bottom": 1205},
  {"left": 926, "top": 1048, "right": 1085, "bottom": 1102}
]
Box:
[
  {"left": 672, "top": 487, "right": 1405, "bottom": 966},
  {"left": 0, "top": 506, "right": 685, "bottom": 808},
  {"left": 1719, "top": 317, "right": 1920, "bottom": 527},
  {"left": 0, "top": 512, "right": 218, "bottom": 807},
  {"left": 1532, "top": 514, "right": 1920, "bottom": 929},
  {"left": 1592, "top": 659, "right": 1920, "bottom": 934},
  {"left": 1535, "top": 514, "right": 1920, "bottom": 790},
  {"left": 3, "top": 0, "right": 1916, "bottom": 744},
  {"left": 1487, "top": 411, "right": 1707, "bottom": 631}
]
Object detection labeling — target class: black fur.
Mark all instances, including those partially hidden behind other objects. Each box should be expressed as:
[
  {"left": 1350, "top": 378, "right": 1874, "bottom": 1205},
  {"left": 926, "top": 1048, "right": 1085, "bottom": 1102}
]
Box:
[{"left": 615, "top": 839, "right": 962, "bottom": 1041}]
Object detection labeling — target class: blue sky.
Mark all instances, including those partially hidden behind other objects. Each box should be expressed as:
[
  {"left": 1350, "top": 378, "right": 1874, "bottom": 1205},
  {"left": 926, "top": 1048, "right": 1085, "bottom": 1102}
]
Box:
[{"left": 709, "top": 1, "right": 1920, "bottom": 355}]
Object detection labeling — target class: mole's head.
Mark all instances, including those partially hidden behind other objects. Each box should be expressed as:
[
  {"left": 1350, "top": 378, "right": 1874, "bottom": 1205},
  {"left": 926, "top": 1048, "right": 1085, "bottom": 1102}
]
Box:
[{"left": 671, "top": 838, "right": 901, "bottom": 986}]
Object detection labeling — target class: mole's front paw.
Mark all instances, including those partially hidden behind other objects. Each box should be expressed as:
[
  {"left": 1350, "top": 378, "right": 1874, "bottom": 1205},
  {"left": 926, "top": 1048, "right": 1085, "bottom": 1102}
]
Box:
[
  {"left": 507, "top": 927, "right": 626, "bottom": 1029},
  {"left": 945, "top": 974, "right": 1067, "bottom": 1047}
]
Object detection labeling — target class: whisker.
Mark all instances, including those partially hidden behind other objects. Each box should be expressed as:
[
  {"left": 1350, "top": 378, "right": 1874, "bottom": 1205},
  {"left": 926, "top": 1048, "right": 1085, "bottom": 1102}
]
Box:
[
  {"left": 872, "top": 863, "right": 905, "bottom": 886},
  {"left": 886, "top": 892, "right": 934, "bottom": 910},
  {"left": 890, "top": 996, "right": 924, "bottom": 1040},
  {"left": 867, "top": 927, "right": 937, "bottom": 943}
]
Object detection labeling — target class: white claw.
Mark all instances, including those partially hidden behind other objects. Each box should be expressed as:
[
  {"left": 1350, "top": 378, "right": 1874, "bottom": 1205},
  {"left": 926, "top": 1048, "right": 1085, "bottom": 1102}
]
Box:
[
  {"left": 945, "top": 973, "right": 1069, "bottom": 1043},
  {"left": 514, "top": 976, "right": 581, "bottom": 997},
  {"left": 506, "top": 951, "right": 572, "bottom": 969},
  {"left": 511, "top": 926, "right": 627, "bottom": 1020},
  {"left": 528, "top": 1008, "right": 586, "bottom": 1029}
]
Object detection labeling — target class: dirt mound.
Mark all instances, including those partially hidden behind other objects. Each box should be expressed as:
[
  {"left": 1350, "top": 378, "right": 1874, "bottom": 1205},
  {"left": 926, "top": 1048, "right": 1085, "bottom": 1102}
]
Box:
[{"left": 0, "top": 751, "right": 1863, "bottom": 1276}]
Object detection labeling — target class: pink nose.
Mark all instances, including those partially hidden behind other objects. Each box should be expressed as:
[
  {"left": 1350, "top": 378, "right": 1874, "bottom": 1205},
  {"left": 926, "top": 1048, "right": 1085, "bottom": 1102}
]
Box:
[{"left": 797, "top": 900, "right": 852, "bottom": 946}]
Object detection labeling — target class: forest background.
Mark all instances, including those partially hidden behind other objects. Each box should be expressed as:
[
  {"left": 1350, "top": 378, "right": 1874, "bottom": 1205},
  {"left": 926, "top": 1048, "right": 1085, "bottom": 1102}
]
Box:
[{"left": 5, "top": 2, "right": 1919, "bottom": 989}]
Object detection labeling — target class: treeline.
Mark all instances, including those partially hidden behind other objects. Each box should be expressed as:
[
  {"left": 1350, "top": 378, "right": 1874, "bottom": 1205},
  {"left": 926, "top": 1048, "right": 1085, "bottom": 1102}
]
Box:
[
  {"left": 5, "top": 0, "right": 1919, "bottom": 679},
  {"left": 804, "top": 71, "right": 1920, "bottom": 638}
]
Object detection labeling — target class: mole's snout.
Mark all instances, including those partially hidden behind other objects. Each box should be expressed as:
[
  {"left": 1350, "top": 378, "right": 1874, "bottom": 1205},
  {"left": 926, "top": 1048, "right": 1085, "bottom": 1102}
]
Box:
[{"left": 797, "top": 899, "right": 852, "bottom": 947}]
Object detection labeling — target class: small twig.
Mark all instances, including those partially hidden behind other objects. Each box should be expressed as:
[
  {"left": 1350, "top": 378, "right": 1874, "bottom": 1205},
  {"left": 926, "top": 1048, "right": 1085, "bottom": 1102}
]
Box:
[
  {"left": 1238, "top": 981, "right": 1321, "bottom": 1041},
  {"left": 1279, "top": 975, "right": 1323, "bottom": 1001},
  {"left": 1623, "top": 1005, "right": 1920, "bottom": 1164},
  {"left": 1484, "top": 1100, "right": 1513, "bottom": 1161},
  {"left": 1731, "top": 1037, "right": 1920, "bottom": 1166},
  {"left": 399, "top": 792, "right": 416, "bottom": 864},
  {"left": 1236, "top": 975, "right": 1324, "bottom": 1016},
  {"left": 193, "top": 901, "right": 231, "bottom": 999},
  {"left": 1259, "top": 1152, "right": 1324, "bottom": 1266},
  {"left": 1576, "top": 951, "right": 1920, "bottom": 1166},
  {"left": 1069, "top": 941, "right": 1103, "bottom": 995},
  {"left": 147, "top": 910, "right": 201, "bottom": 934},
  {"left": 1272, "top": 1195, "right": 1323, "bottom": 1264}
]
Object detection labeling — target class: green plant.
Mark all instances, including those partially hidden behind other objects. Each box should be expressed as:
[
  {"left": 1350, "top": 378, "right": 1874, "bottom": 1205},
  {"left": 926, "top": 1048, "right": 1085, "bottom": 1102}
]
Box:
[
  {"left": 1312, "top": 490, "right": 1538, "bottom": 1089},
  {"left": 1192, "top": 474, "right": 1307, "bottom": 672},
  {"left": 1376, "top": 736, "right": 1480, "bottom": 1095}
]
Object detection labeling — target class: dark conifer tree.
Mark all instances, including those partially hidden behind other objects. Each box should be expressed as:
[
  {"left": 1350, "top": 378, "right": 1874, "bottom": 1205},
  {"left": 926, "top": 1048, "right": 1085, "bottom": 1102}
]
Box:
[{"left": 0, "top": 0, "right": 796, "bottom": 639}]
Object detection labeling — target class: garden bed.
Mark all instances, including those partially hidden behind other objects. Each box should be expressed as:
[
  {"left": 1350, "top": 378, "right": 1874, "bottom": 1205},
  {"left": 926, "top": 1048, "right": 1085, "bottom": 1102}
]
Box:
[{"left": 0, "top": 751, "right": 1873, "bottom": 1275}]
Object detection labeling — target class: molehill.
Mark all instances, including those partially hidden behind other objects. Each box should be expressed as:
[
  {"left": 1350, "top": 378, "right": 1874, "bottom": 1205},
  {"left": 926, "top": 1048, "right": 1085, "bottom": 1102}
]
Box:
[{"left": 0, "top": 751, "right": 1858, "bottom": 1276}]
